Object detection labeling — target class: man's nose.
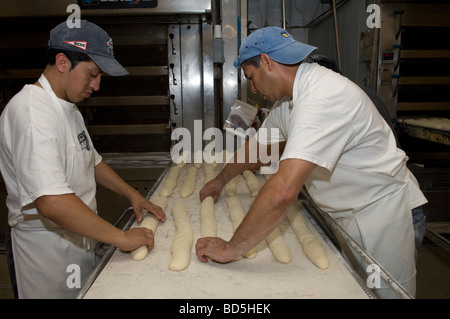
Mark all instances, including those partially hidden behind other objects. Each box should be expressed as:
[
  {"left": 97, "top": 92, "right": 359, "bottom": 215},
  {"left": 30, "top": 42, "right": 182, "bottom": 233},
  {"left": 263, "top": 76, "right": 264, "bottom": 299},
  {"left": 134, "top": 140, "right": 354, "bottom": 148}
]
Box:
[{"left": 90, "top": 76, "right": 101, "bottom": 91}]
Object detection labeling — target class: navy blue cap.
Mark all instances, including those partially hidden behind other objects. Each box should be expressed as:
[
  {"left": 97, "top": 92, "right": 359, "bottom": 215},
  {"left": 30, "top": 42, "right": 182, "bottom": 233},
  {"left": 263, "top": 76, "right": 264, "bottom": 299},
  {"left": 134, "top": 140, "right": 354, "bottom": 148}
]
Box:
[
  {"left": 48, "top": 20, "right": 128, "bottom": 76},
  {"left": 234, "top": 27, "right": 317, "bottom": 68}
]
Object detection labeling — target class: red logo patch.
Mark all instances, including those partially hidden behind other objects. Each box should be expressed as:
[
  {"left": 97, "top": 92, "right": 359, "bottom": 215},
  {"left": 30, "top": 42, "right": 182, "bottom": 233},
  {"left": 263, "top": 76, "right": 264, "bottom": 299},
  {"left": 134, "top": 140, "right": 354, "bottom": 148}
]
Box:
[{"left": 64, "top": 41, "right": 88, "bottom": 51}]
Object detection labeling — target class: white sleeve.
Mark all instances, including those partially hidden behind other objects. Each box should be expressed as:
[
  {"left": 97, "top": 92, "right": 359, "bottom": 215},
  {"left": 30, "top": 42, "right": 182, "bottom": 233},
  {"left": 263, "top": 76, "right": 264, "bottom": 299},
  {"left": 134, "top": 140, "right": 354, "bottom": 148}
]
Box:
[
  {"left": 281, "top": 98, "right": 356, "bottom": 172},
  {"left": 255, "top": 102, "right": 289, "bottom": 145},
  {"left": 14, "top": 122, "right": 74, "bottom": 207}
]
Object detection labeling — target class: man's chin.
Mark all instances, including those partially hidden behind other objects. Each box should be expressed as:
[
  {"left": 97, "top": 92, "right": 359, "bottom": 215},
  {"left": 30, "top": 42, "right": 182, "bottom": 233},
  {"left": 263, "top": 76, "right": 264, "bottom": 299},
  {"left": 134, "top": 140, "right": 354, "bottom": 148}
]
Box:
[{"left": 71, "top": 96, "right": 89, "bottom": 104}]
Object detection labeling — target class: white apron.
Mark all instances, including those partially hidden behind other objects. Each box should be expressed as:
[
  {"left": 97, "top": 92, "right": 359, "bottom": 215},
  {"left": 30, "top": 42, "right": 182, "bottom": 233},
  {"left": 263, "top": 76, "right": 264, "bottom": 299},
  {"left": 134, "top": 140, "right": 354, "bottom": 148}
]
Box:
[
  {"left": 328, "top": 179, "right": 417, "bottom": 299},
  {"left": 11, "top": 75, "right": 97, "bottom": 299}
]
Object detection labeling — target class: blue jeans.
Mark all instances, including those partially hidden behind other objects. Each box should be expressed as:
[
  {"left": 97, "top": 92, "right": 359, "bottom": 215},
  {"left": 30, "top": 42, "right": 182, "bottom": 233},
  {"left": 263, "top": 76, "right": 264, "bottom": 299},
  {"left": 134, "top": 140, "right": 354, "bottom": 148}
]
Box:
[{"left": 412, "top": 207, "right": 426, "bottom": 261}]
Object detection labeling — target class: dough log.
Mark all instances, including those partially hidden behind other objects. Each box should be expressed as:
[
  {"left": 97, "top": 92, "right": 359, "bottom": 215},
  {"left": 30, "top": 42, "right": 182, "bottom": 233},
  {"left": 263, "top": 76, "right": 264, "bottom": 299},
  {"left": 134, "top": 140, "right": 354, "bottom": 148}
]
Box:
[
  {"left": 180, "top": 166, "right": 197, "bottom": 198},
  {"left": 160, "top": 166, "right": 180, "bottom": 197},
  {"left": 224, "top": 177, "right": 237, "bottom": 197},
  {"left": 169, "top": 202, "right": 193, "bottom": 271},
  {"left": 131, "top": 196, "right": 167, "bottom": 261},
  {"left": 226, "top": 196, "right": 257, "bottom": 259},
  {"left": 201, "top": 165, "right": 217, "bottom": 237},
  {"left": 265, "top": 226, "right": 291, "bottom": 264},
  {"left": 243, "top": 170, "right": 260, "bottom": 198},
  {"left": 200, "top": 196, "right": 216, "bottom": 237},
  {"left": 287, "top": 205, "right": 330, "bottom": 270}
]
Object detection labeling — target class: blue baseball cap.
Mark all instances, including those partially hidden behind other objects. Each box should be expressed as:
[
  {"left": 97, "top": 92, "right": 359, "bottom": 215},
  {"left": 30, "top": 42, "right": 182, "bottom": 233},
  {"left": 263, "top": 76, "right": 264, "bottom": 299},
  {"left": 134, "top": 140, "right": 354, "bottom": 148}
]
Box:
[
  {"left": 48, "top": 20, "right": 128, "bottom": 76},
  {"left": 234, "top": 27, "right": 317, "bottom": 68}
]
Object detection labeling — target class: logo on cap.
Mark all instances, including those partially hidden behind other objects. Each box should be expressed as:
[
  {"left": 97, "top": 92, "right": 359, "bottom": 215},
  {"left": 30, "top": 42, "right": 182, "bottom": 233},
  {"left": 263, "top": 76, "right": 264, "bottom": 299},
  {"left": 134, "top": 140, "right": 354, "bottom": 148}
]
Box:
[
  {"left": 106, "top": 38, "right": 114, "bottom": 55},
  {"left": 65, "top": 41, "right": 87, "bottom": 51},
  {"left": 281, "top": 32, "right": 290, "bottom": 38}
]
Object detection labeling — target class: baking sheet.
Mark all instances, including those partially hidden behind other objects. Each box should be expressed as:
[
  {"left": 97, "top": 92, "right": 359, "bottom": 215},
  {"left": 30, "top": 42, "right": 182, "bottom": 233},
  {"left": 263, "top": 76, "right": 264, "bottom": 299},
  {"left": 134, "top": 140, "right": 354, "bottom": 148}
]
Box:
[{"left": 83, "top": 164, "right": 371, "bottom": 299}]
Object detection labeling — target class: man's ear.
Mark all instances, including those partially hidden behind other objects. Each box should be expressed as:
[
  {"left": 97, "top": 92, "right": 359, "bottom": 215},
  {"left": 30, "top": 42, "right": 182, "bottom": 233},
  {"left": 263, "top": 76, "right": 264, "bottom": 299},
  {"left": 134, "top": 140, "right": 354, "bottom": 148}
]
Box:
[
  {"left": 54, "top": 53, "right": 71, "bottom": 73},
  {"left": 260, "top": 53, "right": 272, "bottom": 71}
]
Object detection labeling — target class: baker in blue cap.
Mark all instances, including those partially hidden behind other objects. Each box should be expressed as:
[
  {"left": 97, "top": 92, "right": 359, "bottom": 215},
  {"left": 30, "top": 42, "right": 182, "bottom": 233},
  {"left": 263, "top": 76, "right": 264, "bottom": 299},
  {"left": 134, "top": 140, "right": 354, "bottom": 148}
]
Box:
[
  {"left": 0, "top": 20, "right": 165, "bottom": 298},
  {"left": 197, "top": 27, "right": 427, "bottom": 299}
]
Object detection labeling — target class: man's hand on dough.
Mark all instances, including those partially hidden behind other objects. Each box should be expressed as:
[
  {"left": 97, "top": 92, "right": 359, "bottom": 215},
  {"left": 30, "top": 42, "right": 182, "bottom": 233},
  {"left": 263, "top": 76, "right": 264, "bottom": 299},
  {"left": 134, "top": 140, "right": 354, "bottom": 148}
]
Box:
[
  {"left": 130, "top": 193, "right": 166, "bottom": 223},
  {"left": 195, "top": 237, "right": 237, "bottom": 263},
  {"left": 199, "top": 177, "right": 223, "bottom": 203},
  {"left": 118, "top": 227, "right": 155, "bottom": 252}
]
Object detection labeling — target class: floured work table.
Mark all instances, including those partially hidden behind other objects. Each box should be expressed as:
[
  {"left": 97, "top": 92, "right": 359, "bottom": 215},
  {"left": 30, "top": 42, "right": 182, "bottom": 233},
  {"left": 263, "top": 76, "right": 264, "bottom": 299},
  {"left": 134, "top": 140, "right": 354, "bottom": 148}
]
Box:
[{"left": 78, "top": 162, "right": 375, "bottom": 299}]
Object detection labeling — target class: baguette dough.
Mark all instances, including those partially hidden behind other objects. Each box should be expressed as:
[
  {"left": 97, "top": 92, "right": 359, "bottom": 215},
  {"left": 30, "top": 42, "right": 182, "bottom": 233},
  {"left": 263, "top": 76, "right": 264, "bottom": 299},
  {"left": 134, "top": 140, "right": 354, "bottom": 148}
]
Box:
[
  {"left": 131, "top": 196, "right": 167, "bottom": 260},
  {"left": 243, "top": 170, "right": 260, "bottom": 198},
  {"left": 265, "top": 226, "right": 292, "bottom": 264},
  {"left": 201, "top": 165, "right": 217, "bottom": 237},
  {"left": 131, "top": 215, "right": 159, "bottom": 261},
  {"left": 169, "top": 202, "right": 193, "bottom": 271},
  {"left": 262, "top": 173, "right": 292, "bottom": 263},
  {"left": 131, "top": 196, "right": 168, "bottom": 261},
  {"left": 180, "top": 166, "right": 197, "bottom": 198},
  {"left": 194, "top": 150, "right": 203, "bottom": 168},
  {"left": 200, "top": 196, "right": 216, "bottom": 237},
  {"left": 222, "top": 156, "right": 237, "bottom": 197},
  {"left": 226, "top": 196, "right": 257, "bottom": 259},
  {"left": 287, "top": 205, "right": 330, "bottom": 270},
  {"left": 160, "top": 166, "right": 180, "bottom": 197},
  {"left": 224, "top": 178, "right": 237, "bottom": 197}
]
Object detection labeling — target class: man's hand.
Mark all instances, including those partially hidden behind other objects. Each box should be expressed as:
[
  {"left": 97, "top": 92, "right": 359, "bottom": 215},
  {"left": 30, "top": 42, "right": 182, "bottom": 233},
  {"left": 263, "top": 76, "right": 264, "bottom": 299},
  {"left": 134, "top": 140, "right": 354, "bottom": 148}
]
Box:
[
  {"left": 130, "top": 192, "right": 166, "bottom": 223},
  {"left": 199, "top": 176, "right": 224, "bottom": 203},
  {"left": 117, "top": 227, "right": 155, "bottom": 252},
  {"left": 195, "top": 237, "right": 239, "bottom": 263}
]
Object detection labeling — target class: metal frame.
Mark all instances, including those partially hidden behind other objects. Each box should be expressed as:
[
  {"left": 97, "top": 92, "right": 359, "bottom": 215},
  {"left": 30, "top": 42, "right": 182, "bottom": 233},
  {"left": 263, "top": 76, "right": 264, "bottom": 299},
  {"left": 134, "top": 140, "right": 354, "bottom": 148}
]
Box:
[{"left": 0, "top": 0, "right": 211, "bottom": 18}]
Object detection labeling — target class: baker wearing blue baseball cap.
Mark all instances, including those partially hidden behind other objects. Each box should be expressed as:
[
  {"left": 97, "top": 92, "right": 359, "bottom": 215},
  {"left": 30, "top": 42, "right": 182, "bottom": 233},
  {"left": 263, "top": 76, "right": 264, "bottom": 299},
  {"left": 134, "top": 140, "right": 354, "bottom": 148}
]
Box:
[
  {"left": 233, "top": 26, "right": 317, "bottom": 68},
  {"left": 232, "top": 27, "right": 317, "bottom": 102},
  {"left": 197, "top": 26, "right": 427, "bottom": 299},
  {"left": 0, "top": 20, "right": 165, "bottom": 298}
]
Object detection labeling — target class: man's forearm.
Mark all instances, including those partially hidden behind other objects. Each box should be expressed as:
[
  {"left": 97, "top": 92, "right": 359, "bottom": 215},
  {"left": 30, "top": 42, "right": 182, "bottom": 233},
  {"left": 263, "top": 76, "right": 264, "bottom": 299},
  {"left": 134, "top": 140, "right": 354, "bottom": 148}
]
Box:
[
  {"left": 35, "top": 194, "right": 125, "bottom": 246},
  {"left": 224, "top": 158, "right": 315, "bottom": 259},
  {"left": 218, "top": 138, "right": 285, "bottom": 185},
  {"left": 94, "top": 161, "right": 138, "bottom": 201}
]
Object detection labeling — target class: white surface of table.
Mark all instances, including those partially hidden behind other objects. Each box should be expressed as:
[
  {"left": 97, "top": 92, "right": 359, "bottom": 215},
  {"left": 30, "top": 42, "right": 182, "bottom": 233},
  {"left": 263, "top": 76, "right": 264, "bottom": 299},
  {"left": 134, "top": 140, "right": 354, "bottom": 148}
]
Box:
[{"left": 83, "top": 164, "right": 370, "bottom": 299}]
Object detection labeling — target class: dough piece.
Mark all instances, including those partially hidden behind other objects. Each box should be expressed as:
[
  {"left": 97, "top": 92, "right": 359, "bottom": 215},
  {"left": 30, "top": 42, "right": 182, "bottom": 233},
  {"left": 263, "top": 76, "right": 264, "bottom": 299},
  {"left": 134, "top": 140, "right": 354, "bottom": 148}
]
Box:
[
  {"left": 201, "top": 165, "right": 217, "bottom": 237},
  {"left": 211, "top": 150, "right": 220, "bottom": 167},
  {"left": 176, "top": 151, "right": 187, "bottom": 168},
  {"left": 131, "top": 196, "right": 168, "bottom": 261},
  {"left": 131, "top": 215, "right": 159, "bottom": 261},
  {"left": 222, "top": 154, "right": 237, "bottom": 197},
  {"left": 169, "top": 202, "right": 193, "bottom": 271},
  {"left": 226, "top": 196, "right": 257, "bottom": 259},
  {"left": 194, "top": 150, "right": 203, "bottom": 168},
  {"left": 153, "top": 196, "right": 168, "bottom": 211},
  {"left": 160, "top": 166, "right": 180, "bottom": 197},
  {"left": 203, "top": 164, "right": 216, "bottom": 185},
  {"left": 200, "top": 196, "right": 216, "bottom": 237},
  {"left": 180, "top": 166, "right": 197, "bottom": 198},
  {"left": 243, "top": 170, "right": 260, "bottom": 198},
  {"left": 287, "top": 205, "right": 330, "bottom": 270},
  {"left": 265, "top": 226, "right": 291, "bottom": 264},
  {"left": 223, "top": 177, "right": 237, "bottom": 197}
]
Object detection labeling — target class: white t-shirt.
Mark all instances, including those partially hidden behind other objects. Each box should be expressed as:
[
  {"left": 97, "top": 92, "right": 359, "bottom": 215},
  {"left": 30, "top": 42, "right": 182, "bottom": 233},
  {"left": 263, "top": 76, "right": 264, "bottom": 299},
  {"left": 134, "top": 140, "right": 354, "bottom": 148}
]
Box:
[
  {"left": 0, "top": 81, "right": 102, "bottom": 227},
  {"left": 257, "top": 62, "right": 427, "bottom": 214}
]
